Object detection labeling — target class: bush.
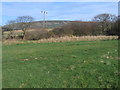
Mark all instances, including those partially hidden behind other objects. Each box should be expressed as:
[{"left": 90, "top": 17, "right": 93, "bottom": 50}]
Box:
[
  {"left": 52, "top": 27, "right": 72, "bottom": 37},
  {"left": 46, "top": 31, "right": 56, "bottom": 38},
  {"left": 51, "top": 21, "right": 95, "bottom": 37},
  {"left": 25, "top": 29, "right": 48, "bottom": 40}
]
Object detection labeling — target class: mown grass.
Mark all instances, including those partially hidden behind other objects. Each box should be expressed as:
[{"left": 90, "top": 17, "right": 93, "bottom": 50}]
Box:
[{"left": 2, "top": 40, "right": 118, "bottom": 88}]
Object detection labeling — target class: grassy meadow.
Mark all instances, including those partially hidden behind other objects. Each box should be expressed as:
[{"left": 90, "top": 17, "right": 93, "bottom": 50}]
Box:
[{"left": 2, "top": 40, "right": 119, "bottom": 88}]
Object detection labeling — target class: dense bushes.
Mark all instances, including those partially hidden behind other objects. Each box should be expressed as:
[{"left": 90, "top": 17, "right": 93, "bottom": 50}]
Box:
[
  {"left": 25, "top": 21, "right": 95, "bottom": 40},
  {"left": 48, "top": 13, "right": 118, "bottom": 37},
  {"left": 25, "top": 29, "right": 48, "bottom": 40},
  {"left": 50, "top": 19, "right": 118, "bottom": 37},
  {"left": 51, "top": 21, "right": 94, "bottom": 37},
  {"left": 2, "top": 13, "right": 118, "bottom": 40},
  {"left": 3, "top": 20, "right": 118, "bottom": 40},
  {"left": 3, "top": 19, "right": 118, "bottom": 40},
  {"left": 50, "top": 21, "right": 105, "bottom": 37}
]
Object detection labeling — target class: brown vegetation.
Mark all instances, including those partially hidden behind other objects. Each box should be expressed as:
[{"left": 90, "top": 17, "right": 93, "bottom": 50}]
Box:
[
  {"left": 3, "top": 36, "right": 118, "bottom": 45},
  {"left": 2, "top": 13, "right": 119, "bottom": 41}
]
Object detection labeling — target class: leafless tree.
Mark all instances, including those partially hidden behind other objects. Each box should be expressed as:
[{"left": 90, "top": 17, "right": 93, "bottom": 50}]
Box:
[
  {"left": 6, "top": 20, "right": 16, "bottom": 39},
  {"left": 93, "top": 13, "right": 117, "bottom": 22},
  {"left": 93, "top": 13, "right": 117, "bottom": 35},
  {"left": 16, "top": 16, "right": 34, "bottom": 39},
  {"left": 0, "top": 26, "right": 2, "bottom": 41}
]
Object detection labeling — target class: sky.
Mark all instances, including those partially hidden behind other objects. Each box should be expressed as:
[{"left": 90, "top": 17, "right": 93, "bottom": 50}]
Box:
[
  {"left": 1, "top": 2, "right": 118, "bottom": 25},
  {"left": 1, "top": 0, "right": 119, "bottom": 2}
]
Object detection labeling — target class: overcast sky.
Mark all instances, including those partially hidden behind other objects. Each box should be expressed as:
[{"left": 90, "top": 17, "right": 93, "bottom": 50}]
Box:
[{"left": 1, "top": 2, "right": 118, "bottom": 25}]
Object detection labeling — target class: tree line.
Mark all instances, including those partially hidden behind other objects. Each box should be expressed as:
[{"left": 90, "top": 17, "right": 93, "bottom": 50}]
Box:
[
  {"left": 2, "top": 16, "right": 34, "bottom": 39},
  {"left": 2, "top": 13, "right": 119, "bottom": 40}
]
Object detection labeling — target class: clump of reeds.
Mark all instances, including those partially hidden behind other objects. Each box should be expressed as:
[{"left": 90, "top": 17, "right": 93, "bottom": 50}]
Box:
[
  {"left": 3, "top": 35, "right": 118, "bottom": 45},
  {"left": 33, "top": 35, "right": 118, "bottom": 43}
]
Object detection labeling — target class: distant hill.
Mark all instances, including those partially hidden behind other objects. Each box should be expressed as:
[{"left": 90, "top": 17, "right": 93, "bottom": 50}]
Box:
[
  {"left": 31, "top": 20, "right": 72, "bottom": 28},
  {"left": 2, "top": 20, "right": 73, "bottom": 31},
  {"left": 3, "top": 20, "right": 91, "bottom": 31}
]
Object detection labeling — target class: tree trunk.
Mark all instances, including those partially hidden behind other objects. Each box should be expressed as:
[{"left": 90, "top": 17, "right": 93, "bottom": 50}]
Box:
[{"left": 22, "top": 29, "right": 26, "bottom": 40}]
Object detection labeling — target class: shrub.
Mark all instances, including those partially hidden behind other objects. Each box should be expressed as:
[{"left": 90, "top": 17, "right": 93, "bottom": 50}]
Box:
[
  {"left": 25, "top": 29, "right": 48, "bottom": 40},
  {"left": 51, "top": 21, "right": 95, "bottom": 37}
]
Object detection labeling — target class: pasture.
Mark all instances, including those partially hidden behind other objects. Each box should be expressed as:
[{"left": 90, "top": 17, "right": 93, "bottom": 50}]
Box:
[{"left": 2, "top": 40, "right": 118, "bottom": 88}]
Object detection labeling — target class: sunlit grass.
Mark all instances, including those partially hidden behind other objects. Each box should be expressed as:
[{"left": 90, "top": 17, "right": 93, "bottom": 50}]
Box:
[{"left": 2, "top": 40, "right": 118, "bottom": 88}]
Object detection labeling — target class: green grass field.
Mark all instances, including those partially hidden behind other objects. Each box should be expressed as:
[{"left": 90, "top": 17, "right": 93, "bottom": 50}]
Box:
[{"left": 2, "top": 40, "right": 118, "bottom": 88}]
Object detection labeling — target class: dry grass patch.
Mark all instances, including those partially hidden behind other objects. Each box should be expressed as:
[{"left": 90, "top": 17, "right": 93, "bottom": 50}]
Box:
[
  {"left": 3, "top": 39, "right": 25, "bottom": 45},
  {"left": 33, "top": 35, "right": 118, "bottom": 43},
  {"left": 3, "top": 35, "right": 118, "bottom": 45}
]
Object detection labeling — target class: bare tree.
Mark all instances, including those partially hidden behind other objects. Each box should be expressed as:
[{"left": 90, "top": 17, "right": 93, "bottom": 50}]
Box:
[
  {"left": 93, "top": 13, "right": 117, "bottom": 22},
  {"left": 0, "top": 26, "right": 2, "bottom": 41},
  {"left": 7, "top": 20, "right": 16, "bottom": 39},
  {"left": 93, "top": 13, "right": 117, "bottom": 35},
  {"left": 16, "top": 16, "right": 34, "bottom": 39}
]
